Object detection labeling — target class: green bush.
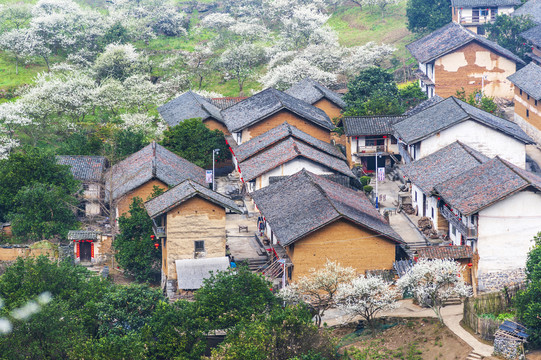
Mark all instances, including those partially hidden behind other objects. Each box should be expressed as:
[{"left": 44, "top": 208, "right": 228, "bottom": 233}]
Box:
[
  {"left": 360, "top": 176, "right": 371, "bottom": 187},
  {"left": 363, "top": 185, "right": 373, "bottom": 193}
]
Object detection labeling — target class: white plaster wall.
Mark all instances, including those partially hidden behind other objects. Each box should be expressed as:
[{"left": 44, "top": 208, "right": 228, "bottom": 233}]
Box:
[
  {"left": 411, "top": 184, "right": 422, "bottom": 215},
  {"left": 419, "top": 120, "right": 526, "bottom": 168},
  {"left": 427, "top": 196, "right": 439, "bottom": 229},
  {"left": 477, "top": 190, "right": 541, "bottom": 274},
  {"left": 255, "top": 158, "right": 334, "bottom": 190}
]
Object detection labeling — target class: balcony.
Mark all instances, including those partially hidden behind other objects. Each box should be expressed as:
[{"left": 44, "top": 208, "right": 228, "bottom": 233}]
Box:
[
  {"left": 458, "top": 15, "right": 496, "bottom": 25},
  {"left": 355, "top": 144, "right": 386, "bottom": 154},
  {"left": 440, "top": 206, "right": 477, "bottom": 239}
]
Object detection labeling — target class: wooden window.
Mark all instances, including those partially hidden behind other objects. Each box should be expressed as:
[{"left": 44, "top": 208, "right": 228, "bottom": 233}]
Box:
[
  {"left": 431, "top": 207, "right": 434, "bottom": 219},
  {"left": 520, "top": 89, "right": 523, "bottom": 96},
  {"left": 195, "top": 241, "right": 205, "bottom": 252},
  {"left": 528, "top": 94, "right": 530, "bottom": 100},
  {"left": 527, "top": 109, "right": 530, "bottom": 118}
]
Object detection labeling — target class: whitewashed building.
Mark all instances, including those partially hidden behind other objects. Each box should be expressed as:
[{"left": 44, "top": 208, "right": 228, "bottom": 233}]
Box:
[
  {"left": 451, "top": 0, "right": 520, "bottom": 34},
  {"left": 393, "top": 96, "right": 533, "bottom": 168}
]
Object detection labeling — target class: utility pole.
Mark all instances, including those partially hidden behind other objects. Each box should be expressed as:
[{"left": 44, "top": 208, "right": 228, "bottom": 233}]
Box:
[
  {"left": 212, "top": 148, "right": 220, "bottom": 191},
  {"left": 375, "top": 151, "right": 379, "bottom": 209}
]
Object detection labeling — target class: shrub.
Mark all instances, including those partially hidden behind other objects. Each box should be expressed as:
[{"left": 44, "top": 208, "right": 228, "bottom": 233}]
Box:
[
  {"left": 363, "top": 185, "right": 373, "bottom": 193},
  {"left": 360, "top": 176, "right": 371, "bottom": 187}
]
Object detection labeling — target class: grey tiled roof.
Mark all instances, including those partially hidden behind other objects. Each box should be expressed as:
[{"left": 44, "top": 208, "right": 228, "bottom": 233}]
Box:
[
  {"left": 451, "top": 0, "right": 520, "bottom": 6},
  {"left": 522, "top": 24, "right": 541, "bottom": 46},
  {"left": 435, "top": 157, "right": 541, "bottom": 215},
  {"left": 208, "top": 97, "right": 248, "bottom": 109},
  {"left": 234, "top": 122, "right": 345, "bottom": 162},
  {"left": 238, "top": 138, "right": 354, "bottom": 181},
  {"left": 56, "top": 155, "right": 107, "bottom": 182},
  {"left": 222, "top": 88, "right": 334, "bottom": 132},
  {"left": 393, "top": 96, "right": 532, "bottom": 144},
  {"left": 401, "top": 141, "right": 489, "bottom": 194},
  {"left": 416, "top": 245, "right": 473, "bottom": 260},
  {"left": 406, "top": 22, "right": 525, "bottom": 64},
  {"left": 176, "top": 257, "right": 230, "bottom": 290},
  {"left": 403, "top": 95, "right": 444, "bottom": 116},
  {"left": 158, "top": 91, "right": 224, "bottom": 127},
  {"left": 251, "top": 170, "right": 403, "bottom": 246},
  {"left": 106, "top": 142, "right": 206, "bottom": 200},
  {"left": 285, "top": 78, "right": 347, "bottom": 109},
  {"left": 343, "top": 116, "right": 406, "bottom": 136},
  {"left": 508, "top": 62, "right": 541, "bottom": 100},
  {"left": 144, "top": 179, "right": 241, "bottom": 218},
  {"left": 514, "top": 0, "right": 541, "bottom": 24}
]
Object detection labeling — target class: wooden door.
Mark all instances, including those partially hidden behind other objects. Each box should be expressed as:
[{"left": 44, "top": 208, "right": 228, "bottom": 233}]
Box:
[{"left": 80, "top": 242, "right": 91, "bottom": 262}]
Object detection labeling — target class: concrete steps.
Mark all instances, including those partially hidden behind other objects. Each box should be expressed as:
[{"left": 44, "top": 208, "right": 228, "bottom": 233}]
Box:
[
  {"left": 466, "top": 351, "right": 484, "bottom": 360},
  {"left": 443, "top": 297, "right": 463, "bottom": 306}
]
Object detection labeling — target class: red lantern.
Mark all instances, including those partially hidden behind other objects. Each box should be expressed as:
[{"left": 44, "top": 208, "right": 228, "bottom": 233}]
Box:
[
  {"left": 154, "top": 242, "right": 159, "bottom": 249},
  {"left": 150, "top": 235, "right": 155, "bottom": 240},
  {"left": 468, "top": 263, "right": 473, "bottom": 268}
]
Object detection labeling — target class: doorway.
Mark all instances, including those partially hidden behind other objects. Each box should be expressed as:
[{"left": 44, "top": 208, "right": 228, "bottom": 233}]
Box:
[{"left": 80, "top": 242, "right": 92, "bottom": 262}]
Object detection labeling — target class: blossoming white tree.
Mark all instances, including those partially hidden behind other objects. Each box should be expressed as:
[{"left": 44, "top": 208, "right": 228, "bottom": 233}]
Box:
[
  {"left": 217, "top": 42, "right": 266, "bottom": 95},
  {"left": 336, "top": 275, "right": 399, "bottom": 329},
  {"left": 397, "top": 259, "right": 472, "bottom": 323},
  {"left": 279, "top": 260, "right": 356, "bottom": 327}
]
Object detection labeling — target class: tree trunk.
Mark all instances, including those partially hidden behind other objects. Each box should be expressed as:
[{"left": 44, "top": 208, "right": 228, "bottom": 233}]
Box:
[
  {"left": 15, "top": 56, "right": 18, "bottom": 75},
  {"left": 42, "top": 55, "right": 50, "bottom": 72}
]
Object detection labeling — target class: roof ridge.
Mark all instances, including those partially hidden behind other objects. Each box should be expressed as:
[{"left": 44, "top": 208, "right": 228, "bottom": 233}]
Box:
[{"left": 305, "top": 172, "right": 341, "bottom": 216}]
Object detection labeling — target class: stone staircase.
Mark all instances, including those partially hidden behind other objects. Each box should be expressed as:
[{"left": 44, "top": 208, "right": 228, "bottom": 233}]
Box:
[{"left": 466, "top": 351, "right": 484, "bottom": 360}]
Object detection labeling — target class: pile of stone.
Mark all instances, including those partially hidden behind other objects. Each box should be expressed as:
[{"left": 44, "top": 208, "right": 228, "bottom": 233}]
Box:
[
  {"left": 418, "top": 217, "right": 439, "bottom": 239},
  {"left": 493, "top": 320, "right": 528, "bottom": 360},
  {"left": 401, "top": 203, "right": 416, "bottom": 215}
]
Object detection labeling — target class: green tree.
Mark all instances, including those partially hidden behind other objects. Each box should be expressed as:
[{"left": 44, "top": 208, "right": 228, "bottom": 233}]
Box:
[
  {"left": 399, "top": 82, "right": 428, "bottom": 111},
  {"left": 455, "top": 88, "right": 499, "bottom": 115},
  {"left": 113, "top": 197, "right": 160, "bottom": 283},
  {"left": 406, "top": 0, "right": 451, "bottom": 34},
  {"left": 194, "top": 267, "right": 280, "bottom": 331},
  {"left": 515, "top": 232, "right": 541, "bottom": 346},
  {"left": 485, "top": 15, "right": 535, "bottom": 62},
  {"left": 160, "top": 118, "right": 229, "bottom": 168},
  {"left": 7, "top": 183, "right": 79, "bottom": 240},
  {"left": 0, "top": 148, "right": 79, "bottom": 222},
  {"left": 209, "top": 306, "right": 339, "bottom": 360}
]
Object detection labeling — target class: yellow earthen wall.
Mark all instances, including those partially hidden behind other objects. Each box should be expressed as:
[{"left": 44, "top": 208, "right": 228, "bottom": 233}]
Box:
[
  {"left": 0, "top": 247, "right": 56, "bottom": 261},
  {"left": 514, "top": 87, "right": 541, "bottom": 130},
  {"left": 434, "top": 41, "right": 516, "bottom": 99},
  {"left": 346, "top": 136, "right": 353, "bottom": 168},
  {"left": 241, "top": 110, "right": 331, "bottom": 143},
  {"left": 204, "top": 118, "right": 231, "bottom": 135},
  {"left": 116, "top": 179, "right": 168, "bottom": 217},
  {"left": 165, "top": 196, "right": 226, "bottom": 280},
  {"left": 285, "top": 219, "right": 397, "bottom": 281},
  {"left": 313, "top": 98, "right": 342, "bottom": 124}
]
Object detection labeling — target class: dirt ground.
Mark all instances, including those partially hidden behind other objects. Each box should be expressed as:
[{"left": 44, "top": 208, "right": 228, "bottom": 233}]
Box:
[{"left": 335, "top": 317, "right": 473, "bottom": 360}]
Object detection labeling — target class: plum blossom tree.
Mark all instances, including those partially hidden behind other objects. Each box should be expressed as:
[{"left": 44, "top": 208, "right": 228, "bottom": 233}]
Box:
[
  {"left": 336, "top": 275, "right": 399, "bottom": 329},
  {"left": 279, "top": 260, "right": 356, "bottom": 327},
  {"left": 217, "top": 42, "right": 266, "bottom": 95},
  {"left": 0, "top": 29, "right": 35, "bottom": 75},
  {"left": 93, "top": 43, "right": 149, "bottom": 82},
  {"left": 397, "top": 259, "right": 472, "bottom": 323}
]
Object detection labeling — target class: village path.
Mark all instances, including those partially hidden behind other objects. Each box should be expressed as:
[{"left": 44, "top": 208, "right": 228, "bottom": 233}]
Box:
[
  {"left": 375, "top": 179, "right": 426, "bottom": 246},
  {"left": 322, "top": 299, "right": 493, "bottom": 357}
]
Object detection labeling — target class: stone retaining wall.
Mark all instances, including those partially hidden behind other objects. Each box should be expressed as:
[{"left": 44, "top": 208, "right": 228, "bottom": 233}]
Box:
[
  {"left": 493, "top": 335, "right": 525, "bottom": 360},
  {"left": 478, "top": 269, "right": 525, "bottom": 293}
]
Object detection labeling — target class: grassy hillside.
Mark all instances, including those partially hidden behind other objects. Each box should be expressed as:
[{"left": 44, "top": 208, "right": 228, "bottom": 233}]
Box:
[{"left": 0, "top": 1, "right": 413, "bottom": 96}]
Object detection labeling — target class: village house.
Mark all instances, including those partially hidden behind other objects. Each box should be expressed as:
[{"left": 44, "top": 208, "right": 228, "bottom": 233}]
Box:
[
  {"left": 222, "top": 88, "right": 335, "bottom": 145},
  {"left": 521, "top": 25, "right": 541, "bottom": 66},
  {"left": 68, "top": 230, "right": 112, "bottom": 265},
  {"left": 393, "top": 96, "right": 532, "bottom": 168},
  {"left": 451, "top": 0, "right": 520, "bottom": 34},
  {"left": 144, "top": 179, "right": 241, "bottom": 295},
  {"left": 508, "top": 62, "right": 541, "bottom": 143},
  {"left": 158, "top": 90, "right": 230, "bottom": 135},
  {"left": 285, "top": 78, "right": 346, "bottom": 122},
  {"left": 251, "top": 170, "right": 404, "bottom": 281},
  {"left": 407, "top": 22, "right": 525, "bottom": 99},
  {"left": 56, "top": 155, "right": 107, "bottom": 217},
  {"left": 238, "top": 137, "right": 355, "bottom": 191},
  {"left": 105, "top": 142, "right": 206, "bottom": 218},
  {"left": 343, "top": 116, "right": 404, "bottom": 171},
  {"left": 433, "top": 157, "right": 541, "bottom": 292},
  {"left": 401, "top": 141, "right": 489, "bottom": 232}
]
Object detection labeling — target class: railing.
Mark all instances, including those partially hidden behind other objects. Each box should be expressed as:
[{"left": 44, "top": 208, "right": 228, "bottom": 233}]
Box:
[
  {"left": 355, "top": 144, "right": 386, "bottom": 153},
  {"left": 458, "top": 15, "right": 496, "bottom": 24},
  {"left": 440, "top": 206, "right": 477, "bottom": 239}
]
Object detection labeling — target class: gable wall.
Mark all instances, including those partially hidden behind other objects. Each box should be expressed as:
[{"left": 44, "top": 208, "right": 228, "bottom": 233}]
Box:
[
  {"left": 203, "top": 118, "right": 231, "bottom": 135},
  {"left": 165, "top": 196, "right": 226, "bottom": 280},
  {"left": 116, "top": 179, "right": 168, "bottom": 218},
  {"left": 419, "top": 119, "right": 526, "bottom": 168},
  {"left": 241, "top": 109, "right": 331, "bottom": 143},
  {"left": 476, "top": 190, "right": 541, "bottom": 287},
  {"left": 513, "top": 86, "right": 541, "bottom": 144},
  {"left": 434, "top": 41, "right": 516, "bottom": 99},
  {"left": 313, "top": 98, "right": 342, "bottom": 123},
  {"left": 285, "top": 218, "right": 396, "bottom": 281}
]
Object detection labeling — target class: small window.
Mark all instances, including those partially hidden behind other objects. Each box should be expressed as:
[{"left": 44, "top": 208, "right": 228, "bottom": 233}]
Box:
[
  {"left": 415, "top": 191, "right": 417, "bottom": 202},
  {"left": 431, "top": 208, "right": 434, "bottom": 219},
  {"left": 536, "top": 100, "right": 538, "bottom": 107},
  {"left": 520, "top": 89, "right": 523, "bottom": 96},
  {"left": 527, "top": 109, "right": 530, "bottom": 118},
  {"left": 451, "top": 225, "right": 456, "bottom": 236},
  {"left": 528, "top": 94, "right": 530, "bottom": 100},
  {"left": 195, "top": 241, "right": 205, "bottom": 252}
]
